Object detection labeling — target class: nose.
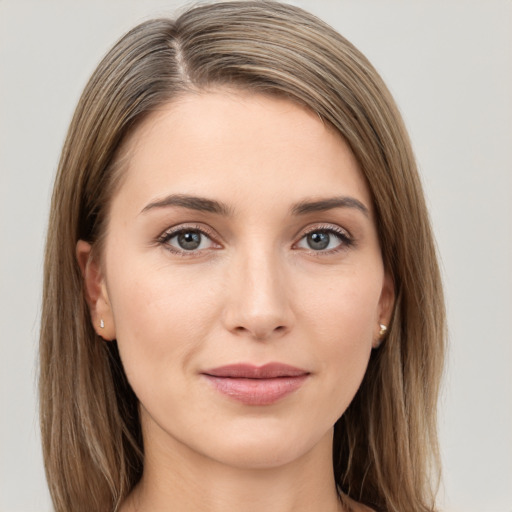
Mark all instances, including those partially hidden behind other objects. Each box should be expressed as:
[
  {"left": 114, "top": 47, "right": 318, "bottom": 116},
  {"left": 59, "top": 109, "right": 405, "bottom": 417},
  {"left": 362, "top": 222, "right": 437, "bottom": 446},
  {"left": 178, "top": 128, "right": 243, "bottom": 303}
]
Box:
[{"left": 222, "top": 247, "right": 293, "bottom": 341}]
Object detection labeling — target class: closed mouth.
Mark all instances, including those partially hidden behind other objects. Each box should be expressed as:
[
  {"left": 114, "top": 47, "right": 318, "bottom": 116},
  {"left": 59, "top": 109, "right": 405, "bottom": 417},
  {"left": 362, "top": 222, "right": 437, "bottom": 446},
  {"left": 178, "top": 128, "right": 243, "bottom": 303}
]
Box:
[{"left": 201, "top": 363, "right": 310, "bottom": 405}]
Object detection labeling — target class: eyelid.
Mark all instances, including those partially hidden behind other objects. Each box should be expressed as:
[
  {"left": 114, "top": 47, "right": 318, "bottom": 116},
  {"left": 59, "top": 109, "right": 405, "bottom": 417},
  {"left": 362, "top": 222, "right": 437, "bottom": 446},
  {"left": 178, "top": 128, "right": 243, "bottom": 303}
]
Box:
[
  {"left": 157, "top": 223, "right": 222, "bottom": 253},
  {"left": 293, "top": 223, "right": 354, "bottom": 252},
  {"left": 156, "top": 222, "right": 354, "bottom": 255},
  {"left": 302, "top": 222, "right": 352, "bottom": 237}
]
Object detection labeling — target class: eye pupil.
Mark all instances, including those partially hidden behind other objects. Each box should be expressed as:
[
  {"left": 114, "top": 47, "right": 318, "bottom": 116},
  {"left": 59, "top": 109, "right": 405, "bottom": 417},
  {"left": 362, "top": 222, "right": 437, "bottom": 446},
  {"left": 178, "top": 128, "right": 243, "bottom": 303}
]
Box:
[
  {"left": 307, "top": 231, "right": 330, "bottom": 250},
  {"left": 177, "top": 231, "right": 201, "bottom": 250}
]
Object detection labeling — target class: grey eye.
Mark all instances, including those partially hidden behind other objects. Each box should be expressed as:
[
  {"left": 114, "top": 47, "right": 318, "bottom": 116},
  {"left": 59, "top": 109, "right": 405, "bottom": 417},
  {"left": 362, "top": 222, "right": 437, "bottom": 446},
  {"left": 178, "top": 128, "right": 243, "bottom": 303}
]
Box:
[
  {"left": 177, "top": 231, "right": 202, "bottom": 250},
  {"left": 296, "top": 228, "right": 349, "bottom": 252},
  {"left": 166, "top": 230, "right": 213, "bottom": 251},
  {"left": 307, "top": 231, "right": 330, "bottom": 250}
]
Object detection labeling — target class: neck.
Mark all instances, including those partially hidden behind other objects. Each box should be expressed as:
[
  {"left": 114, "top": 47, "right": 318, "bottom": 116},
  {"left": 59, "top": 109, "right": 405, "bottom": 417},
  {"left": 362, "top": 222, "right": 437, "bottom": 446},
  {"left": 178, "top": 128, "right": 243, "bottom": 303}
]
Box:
[{"left": 122, "top": 423, "right": 345, "bottom": 512}]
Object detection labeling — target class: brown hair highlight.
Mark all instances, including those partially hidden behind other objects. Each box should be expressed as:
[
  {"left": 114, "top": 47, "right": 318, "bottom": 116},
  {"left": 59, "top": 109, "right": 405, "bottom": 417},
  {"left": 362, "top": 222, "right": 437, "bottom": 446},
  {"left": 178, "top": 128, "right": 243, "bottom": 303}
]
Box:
[{"left": 40, "top": 2, "right": 445, "bottom": 511}]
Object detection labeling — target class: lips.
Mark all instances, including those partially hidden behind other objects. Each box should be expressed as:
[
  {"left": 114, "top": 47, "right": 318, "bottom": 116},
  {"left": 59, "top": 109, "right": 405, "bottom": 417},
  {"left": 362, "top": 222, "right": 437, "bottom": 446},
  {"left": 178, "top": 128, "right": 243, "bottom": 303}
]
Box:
[{"left": 201, "top": 363, "right": 310, "bottom": 406}]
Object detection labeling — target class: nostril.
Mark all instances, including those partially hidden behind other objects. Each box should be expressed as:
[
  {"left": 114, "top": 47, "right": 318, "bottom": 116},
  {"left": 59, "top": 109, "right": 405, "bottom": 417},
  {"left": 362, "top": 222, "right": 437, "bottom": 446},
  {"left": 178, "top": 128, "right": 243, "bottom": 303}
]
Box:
[{"left": 231, "top": 323, "right": 287, "bottom": 340}]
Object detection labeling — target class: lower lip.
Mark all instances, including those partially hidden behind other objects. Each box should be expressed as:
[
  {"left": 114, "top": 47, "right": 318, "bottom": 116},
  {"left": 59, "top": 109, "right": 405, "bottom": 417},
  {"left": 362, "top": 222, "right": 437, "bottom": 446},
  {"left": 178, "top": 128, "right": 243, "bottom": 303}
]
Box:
[{"left": 203, "top": 375, "right": 309, "bottom": 405}]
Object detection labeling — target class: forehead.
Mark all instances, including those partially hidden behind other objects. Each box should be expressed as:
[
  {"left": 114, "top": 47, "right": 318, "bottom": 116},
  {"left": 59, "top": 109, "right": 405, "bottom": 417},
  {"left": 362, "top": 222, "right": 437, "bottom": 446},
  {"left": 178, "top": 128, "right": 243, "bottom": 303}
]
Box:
[{"left": 112, "top": 89, "right": 373, "bottom": 217}]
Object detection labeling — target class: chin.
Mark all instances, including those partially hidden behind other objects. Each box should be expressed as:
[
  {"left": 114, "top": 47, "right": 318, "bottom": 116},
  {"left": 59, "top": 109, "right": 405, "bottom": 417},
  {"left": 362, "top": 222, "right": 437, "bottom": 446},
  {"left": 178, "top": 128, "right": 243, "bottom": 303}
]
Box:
[{"left": 194, "top": 420, "right": 333, "bottom": 471}]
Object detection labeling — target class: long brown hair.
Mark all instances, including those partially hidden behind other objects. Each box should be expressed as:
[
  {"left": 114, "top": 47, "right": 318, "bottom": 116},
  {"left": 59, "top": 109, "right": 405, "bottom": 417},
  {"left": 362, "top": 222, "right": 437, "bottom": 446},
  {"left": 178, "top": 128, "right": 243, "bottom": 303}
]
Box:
[{"left": 40, "top": 2, "right": 445, "bottom": 511}]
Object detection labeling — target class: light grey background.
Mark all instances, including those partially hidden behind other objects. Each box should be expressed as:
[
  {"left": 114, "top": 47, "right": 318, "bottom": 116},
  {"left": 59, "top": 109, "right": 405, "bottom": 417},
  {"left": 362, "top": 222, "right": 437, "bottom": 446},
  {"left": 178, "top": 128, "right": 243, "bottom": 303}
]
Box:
[{"left": 1, "top": 1, "right": 511, "bottom": 511}]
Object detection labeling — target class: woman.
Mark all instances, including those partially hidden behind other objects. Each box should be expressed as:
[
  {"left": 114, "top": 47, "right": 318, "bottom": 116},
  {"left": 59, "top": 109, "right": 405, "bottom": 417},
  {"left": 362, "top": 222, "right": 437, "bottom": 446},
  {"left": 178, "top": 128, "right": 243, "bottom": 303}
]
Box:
[{"left": 39, "top": 2, "right": 445, "bottom": 511}]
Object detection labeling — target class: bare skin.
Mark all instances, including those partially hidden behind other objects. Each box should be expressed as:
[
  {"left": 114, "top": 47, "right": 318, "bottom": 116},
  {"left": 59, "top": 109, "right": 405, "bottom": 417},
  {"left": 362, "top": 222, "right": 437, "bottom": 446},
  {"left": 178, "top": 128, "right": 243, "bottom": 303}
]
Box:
[{"left": 78, "top": 90, "right": 390, "bottom": 512}]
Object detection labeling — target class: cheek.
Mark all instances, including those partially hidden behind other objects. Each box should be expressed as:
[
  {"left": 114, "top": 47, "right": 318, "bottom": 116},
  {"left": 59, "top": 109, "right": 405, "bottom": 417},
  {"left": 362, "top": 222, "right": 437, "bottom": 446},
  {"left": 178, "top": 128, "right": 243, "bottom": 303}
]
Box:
[
  {"left": 297, "top": 269, "right": 382, "bottom": 407},
  {"left": 104, "top": 252, "right": 222, "bottom": 393},
  {"left": 299, "top": 267, "right": 382, "bottom": 344}
]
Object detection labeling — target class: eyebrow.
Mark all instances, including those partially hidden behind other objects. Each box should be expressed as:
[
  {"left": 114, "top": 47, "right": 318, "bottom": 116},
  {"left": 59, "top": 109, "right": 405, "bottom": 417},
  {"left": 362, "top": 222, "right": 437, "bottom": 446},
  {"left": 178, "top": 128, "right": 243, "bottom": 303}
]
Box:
[
  {"left": 291, "top": 196, "right": 369, "bottom": 217},
  {"left": 141, "top": 193, "right": 369, "bottom": 218},
  {"left": 141, "top": 194, "right": 232, "bottom": 216}
]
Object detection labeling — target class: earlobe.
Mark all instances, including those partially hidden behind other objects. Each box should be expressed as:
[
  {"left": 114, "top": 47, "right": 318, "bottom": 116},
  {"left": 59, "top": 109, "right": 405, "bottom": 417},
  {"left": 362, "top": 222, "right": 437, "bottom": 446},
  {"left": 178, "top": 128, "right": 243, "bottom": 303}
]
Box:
[
  {"left": 76, "top": 240, "right": 116, "bottom": 341},
  {"left": 380, "top": 272, "right": 395, "bottom": 321},
  {"left": 373, "top": 272, "right": 395, "bottom": 348}
]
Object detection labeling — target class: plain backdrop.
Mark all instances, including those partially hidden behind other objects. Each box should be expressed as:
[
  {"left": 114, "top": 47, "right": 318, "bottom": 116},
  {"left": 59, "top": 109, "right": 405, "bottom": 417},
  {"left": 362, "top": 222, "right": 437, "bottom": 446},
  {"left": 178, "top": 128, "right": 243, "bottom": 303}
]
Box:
[{"left": 0, "top": 1, "right": 511, "bottom": 511}]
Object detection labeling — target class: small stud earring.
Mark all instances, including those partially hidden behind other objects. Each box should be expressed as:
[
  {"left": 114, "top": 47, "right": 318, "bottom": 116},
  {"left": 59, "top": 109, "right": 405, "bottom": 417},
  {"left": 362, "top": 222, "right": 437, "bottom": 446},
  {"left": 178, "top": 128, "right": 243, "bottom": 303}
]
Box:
[
  {"left": 379, "top": 324, "right": 388, "bottom": 338},
  {"left": 100, "top": 319, "right": 105, "bottom": 329}
]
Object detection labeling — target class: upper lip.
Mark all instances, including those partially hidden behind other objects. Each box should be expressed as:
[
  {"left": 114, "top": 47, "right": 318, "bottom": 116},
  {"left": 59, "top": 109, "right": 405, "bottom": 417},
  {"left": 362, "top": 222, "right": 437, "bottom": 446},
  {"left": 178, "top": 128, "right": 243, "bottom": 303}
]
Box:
[{"left": 202, "top": 363, "right": 309, "bottom": 379}]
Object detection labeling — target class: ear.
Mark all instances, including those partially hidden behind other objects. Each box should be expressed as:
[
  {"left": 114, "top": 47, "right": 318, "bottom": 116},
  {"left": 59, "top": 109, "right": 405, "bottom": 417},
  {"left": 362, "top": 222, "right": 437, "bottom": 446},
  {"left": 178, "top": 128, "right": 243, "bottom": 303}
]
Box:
[
  {"left": 76, "top": 240, "right": 116, "bottom": 341},
  {"left": 373, "top": 271, "right": 395, "bottom": 348}
]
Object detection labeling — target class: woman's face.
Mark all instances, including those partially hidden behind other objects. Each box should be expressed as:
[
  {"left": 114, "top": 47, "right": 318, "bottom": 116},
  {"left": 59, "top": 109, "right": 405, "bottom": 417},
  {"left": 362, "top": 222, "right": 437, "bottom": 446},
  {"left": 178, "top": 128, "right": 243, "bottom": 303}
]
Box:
[{"left": 80, "top": 90, "right": 393, "bottom": 470}]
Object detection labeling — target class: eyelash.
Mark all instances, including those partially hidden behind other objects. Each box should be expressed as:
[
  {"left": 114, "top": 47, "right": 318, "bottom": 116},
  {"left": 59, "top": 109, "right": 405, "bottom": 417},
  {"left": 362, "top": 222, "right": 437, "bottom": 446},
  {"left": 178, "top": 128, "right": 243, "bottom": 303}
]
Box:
[
  {"left": 296, "top": 224, "right": 354, "bottom": 254},
  {"left": 157, "top": 224, "right": 220, "bottom": 256},
  {"left": 157, "top": 223, "right": 354, "bottom": 256}
]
